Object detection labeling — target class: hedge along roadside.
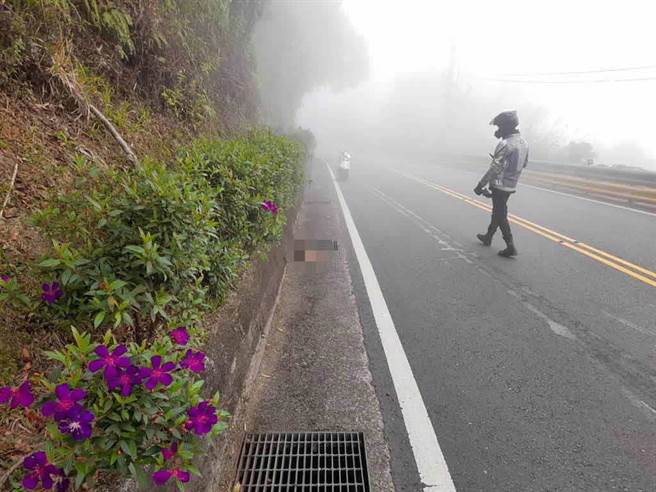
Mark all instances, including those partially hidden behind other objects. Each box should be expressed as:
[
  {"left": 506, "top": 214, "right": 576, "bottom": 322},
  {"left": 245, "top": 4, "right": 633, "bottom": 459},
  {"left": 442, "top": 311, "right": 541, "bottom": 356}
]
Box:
[{"left": 0, "top": 129, "right": 305, "bottom": 490}]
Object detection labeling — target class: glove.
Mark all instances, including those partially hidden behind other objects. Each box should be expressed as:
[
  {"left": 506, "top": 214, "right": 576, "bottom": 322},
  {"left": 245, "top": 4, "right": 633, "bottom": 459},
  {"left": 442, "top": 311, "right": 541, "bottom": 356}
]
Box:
[
  {"left": 473, "top": 183, "right": 485, "bottom": 196},
  {"left": 481, "top": 188, "right": 493, "bottom": 198}
]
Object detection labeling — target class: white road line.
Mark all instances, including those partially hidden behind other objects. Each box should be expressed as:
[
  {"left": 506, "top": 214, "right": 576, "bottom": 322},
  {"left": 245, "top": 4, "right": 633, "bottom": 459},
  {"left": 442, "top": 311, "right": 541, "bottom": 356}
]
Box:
[{"left": 327, "top": 164, "right": 456, "bottom": 492}]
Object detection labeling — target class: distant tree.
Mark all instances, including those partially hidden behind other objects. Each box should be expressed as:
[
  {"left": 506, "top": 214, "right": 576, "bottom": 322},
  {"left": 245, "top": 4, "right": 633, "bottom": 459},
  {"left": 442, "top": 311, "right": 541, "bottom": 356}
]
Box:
[
  {"left": 253, "top": 1, "right": 369, "bottom": 129},
  {"left": 565, "top": 141, "right": 595, "bottom": 164}
]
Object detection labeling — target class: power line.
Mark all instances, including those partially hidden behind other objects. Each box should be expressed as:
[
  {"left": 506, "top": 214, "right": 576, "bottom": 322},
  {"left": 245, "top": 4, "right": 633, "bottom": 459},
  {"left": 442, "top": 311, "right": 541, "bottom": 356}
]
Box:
[
  {"left": 498, "top": 64, "right": 656, "bottom": 77},
  {"left": 480, "top": 75, "right": 656, "bottom": 84}
]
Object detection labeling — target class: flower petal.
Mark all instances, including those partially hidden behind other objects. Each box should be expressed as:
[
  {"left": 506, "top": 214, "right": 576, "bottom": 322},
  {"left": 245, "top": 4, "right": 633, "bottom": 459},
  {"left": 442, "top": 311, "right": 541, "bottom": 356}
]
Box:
[
  {"left": 41, "top": 472, "right": 54, "bottom": 489},
  {"left": 104, "top": 365, "right": 119, "bottom": 380},
  {"left": 54, "top": 383, "right": 70, "bottom": 400},
  {"left": 174, "top": 469, "right": 190, "bottom": 483},
  {"left": 69, "top": 388, "right": 86, "bottom": 402},
  {"left": 144, "top": 378, "right": 158, "bottom": 391},
  {"left": 152, "top": 469, "right": 172, "bottom": 486},
  {"left": 15, "top": 382, "right": 34, "bottom": 407},
  {"left": 0, "top": 386, "right": 10, "bottom": 403},
  {"left": 88, "top": 359, "right": 105, "bottom": 373},
  {"left": 113, "top": 344, "right": 127, "bottom": 356},
  {"left": 94, "top": 345, "right": 109, "bottom": 357},
  {"left": 41, "top": 400, "right": 57, "bottom": 417},
  {"left": 161, "top": 362, "right": 176, "bottom": 372},
  {"left": 158, "top": 373, "right": 173, "bottom": 387},
  {"left": 151, "top": 355, "right": 162, "bottom": 368},
  {"left": 22, "top": 472, "right": 39, "bottom": 490}
]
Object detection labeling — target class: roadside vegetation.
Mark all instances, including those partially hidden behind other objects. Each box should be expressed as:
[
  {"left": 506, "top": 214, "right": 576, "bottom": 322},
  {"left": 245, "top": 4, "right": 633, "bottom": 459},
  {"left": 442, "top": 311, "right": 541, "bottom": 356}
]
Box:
[{"left": 0, "top": 0, "right": 308, "bottom": 490}]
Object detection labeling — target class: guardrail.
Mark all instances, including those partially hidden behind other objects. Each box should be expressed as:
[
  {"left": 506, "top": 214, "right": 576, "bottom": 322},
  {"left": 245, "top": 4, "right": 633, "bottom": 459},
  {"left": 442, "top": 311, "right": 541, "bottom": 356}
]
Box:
[
  {"left": 524, "top": 170, "right": 656, "bottom": 208},
  {"left": 441, "top": 154, "right": 656, "bottom": 210}
]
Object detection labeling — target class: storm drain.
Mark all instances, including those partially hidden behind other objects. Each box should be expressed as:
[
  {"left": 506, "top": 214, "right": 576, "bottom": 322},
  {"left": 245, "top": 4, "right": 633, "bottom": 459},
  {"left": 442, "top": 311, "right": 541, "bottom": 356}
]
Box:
[{"left": 233, "top": 432, "right": 370, "bottom": 491}]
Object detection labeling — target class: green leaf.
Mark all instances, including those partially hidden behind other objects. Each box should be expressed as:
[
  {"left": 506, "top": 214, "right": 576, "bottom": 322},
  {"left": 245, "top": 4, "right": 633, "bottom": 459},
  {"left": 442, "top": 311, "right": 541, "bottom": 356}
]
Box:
[
  {"left": 103, "top": 329, "right": 114, "bottom": 346},
  {"left": 44, "top": 350, "right": 67, "bottom": 364},
  {"left": 130, "top": 462, "right": 151, "bottom": 488},
  {"left": 39, "top": 258, "right": 61, "bottom": 268},
  {"left": 119, "top": 439, "right": 136, "bottom": 459},
  {"left": 94, "top": 311, "right": 106, "bottom": 328},
  {"left": 74, "top": 463, "right": 88, "bottom": 489},
  {"left": 125, "top": 245, "right": 145, "bottom": 255},
  {"left": 46, "top": 422, "right": 64, "bottom": 440}
]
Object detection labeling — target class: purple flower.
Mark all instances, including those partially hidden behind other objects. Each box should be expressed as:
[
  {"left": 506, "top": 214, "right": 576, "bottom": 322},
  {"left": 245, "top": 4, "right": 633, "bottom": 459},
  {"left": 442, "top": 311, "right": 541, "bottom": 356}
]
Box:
[
  {"left": 139, "top": 356, "right": 176, "bottom": 391},
  {"left": 53, "top": 474, "right": 70, "bottom": 492},
  {"left": 41, "top": 383, "right": 86, "bottom": 421},
  {"left": 152, "top": 468, "right": 190, "bottom": 486},
  {"left": 261, "top": 200, "right": 278, "bottom": 215},
  {"left": 0, "top": 381, "right": 34, "bottom": 409},
  {"left": 106, "top": 365, "right": 142, "bottom": 396},
  {"left": 161, "top": 442, "right": 178, "bottom": 461},
  {"left": 22, "top": 451, "right": 64, "bottom": 490},
  {"left": 41, "top": 282, "right": 63, "bottom": 304},
  {"left": 0, "top": 274, "right": 9, "bottom": 285},
  {"left": 184, "top": 401, "right": 218, "bottom": 435},
  {"left": 88, "top": 344, "right": 131, "bottom": 380},
  {"left": 180, "top": 350, "right": 205, "bottom": 373},
  {"left": 169, "top": 327, "right": 190, "bottom": 346},
  {"left": 57, "top": 406, "right": 94, "bottom": 441}
]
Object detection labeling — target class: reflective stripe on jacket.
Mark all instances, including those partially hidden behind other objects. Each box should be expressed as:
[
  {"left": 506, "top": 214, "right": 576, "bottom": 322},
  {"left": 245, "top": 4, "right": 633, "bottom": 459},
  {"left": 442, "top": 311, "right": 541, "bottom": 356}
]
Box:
[{"left": 479, "top": 133, "right": 529, "bottom": 192}]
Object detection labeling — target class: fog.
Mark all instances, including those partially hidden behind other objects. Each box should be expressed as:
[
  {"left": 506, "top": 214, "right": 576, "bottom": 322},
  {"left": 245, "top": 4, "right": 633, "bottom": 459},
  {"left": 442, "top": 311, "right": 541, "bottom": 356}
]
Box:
[{"left": 275, "top": 0, "right": 656, "bottom": 171}]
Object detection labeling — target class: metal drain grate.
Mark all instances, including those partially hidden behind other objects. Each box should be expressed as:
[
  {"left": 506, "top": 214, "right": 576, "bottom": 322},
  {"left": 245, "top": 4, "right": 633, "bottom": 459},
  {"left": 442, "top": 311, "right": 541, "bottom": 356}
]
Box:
[{"left": 233, "top": 432, "right": 370, "bottom": 491}]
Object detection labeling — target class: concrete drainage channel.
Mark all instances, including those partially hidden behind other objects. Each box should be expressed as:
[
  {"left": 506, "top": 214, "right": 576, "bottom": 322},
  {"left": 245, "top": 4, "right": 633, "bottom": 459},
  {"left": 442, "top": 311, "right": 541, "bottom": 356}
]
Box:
[{"left": 232, "top": 432, "right": 371, "bottom": 491}]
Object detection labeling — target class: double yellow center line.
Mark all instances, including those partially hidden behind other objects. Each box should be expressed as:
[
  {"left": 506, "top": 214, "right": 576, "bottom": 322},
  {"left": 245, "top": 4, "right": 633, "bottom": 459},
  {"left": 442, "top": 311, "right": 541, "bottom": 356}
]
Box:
[{"left": 399, "top": 172, "right": 656, "bottom": 289}]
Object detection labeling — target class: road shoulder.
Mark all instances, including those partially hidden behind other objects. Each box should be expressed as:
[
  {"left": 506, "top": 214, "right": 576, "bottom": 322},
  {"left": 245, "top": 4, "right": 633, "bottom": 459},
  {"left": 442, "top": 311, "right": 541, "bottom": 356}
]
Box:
[{"left": 221, "top": 159, "right": 395, "bottom": 491}]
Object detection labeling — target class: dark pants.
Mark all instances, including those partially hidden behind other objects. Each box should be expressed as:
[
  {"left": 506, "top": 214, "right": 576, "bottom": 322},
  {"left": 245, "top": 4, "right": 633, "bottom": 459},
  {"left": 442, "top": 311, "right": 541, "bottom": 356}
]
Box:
[{"left": 487, "top": 188, "right": 513, "bottom": 242}]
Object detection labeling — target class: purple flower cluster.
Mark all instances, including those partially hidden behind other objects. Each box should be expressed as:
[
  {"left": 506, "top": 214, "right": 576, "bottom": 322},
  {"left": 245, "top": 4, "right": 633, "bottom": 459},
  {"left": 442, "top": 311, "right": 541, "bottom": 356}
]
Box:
[
  {"left": 261, "top": 200, "right": 278, "bottom": 215},
  {"left": 152, "top": 467, "right": 190, "bottom": 486},
  {"left": 184, "top": 401, "right": 218, "bottom": 435},
  {"left": 140, "top": 355, "right": 176, "bottom": 391},
  {"left": 42, "top": 384, "right": 94, "bottom": 441},
  {"left": 7, "top": 325, "right": 218, "bottom": 491},
  {"left": 88, "top": 344, "right": 131, "bottom": 379},
  {"left": 180, "top": 350, "right": 205, "bottom": 373},
  {"left": 41, "top": 282, "right": 63, "bottom": 304},
  {"left": 0, "top": 381, "right": 34, "bottom": 409},
  {"left": 107, "top": 365, "right": 143, "bottom": 396},
  {"left": 169, "top": 327, "right": 190, "bottom": 345},
  {"left": 22, "top": 451, "right": 69, "bottom": 491}
]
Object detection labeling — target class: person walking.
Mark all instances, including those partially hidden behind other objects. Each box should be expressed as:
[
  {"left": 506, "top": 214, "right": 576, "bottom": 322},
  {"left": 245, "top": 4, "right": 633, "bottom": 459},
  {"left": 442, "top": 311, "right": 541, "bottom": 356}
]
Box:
[{"left": 474, "top": 110, "right": 529, "bottom": 257}]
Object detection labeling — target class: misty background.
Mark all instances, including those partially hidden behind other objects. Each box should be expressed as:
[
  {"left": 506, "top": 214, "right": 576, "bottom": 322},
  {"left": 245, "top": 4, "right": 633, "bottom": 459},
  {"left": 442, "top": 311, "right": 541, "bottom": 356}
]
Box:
[{"left": 254, "top": 0, "right": 656, "bottom": 171}]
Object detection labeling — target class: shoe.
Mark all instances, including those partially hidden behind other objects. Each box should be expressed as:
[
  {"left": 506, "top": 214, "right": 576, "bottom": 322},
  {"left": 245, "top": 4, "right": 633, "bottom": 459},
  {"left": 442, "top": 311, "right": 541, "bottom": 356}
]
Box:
[
  {"left": 476, "top": 233, "right": 492, "bottom": 246},
  {"left": 498, "top": 243, "right": 517, "bottom": 257}
]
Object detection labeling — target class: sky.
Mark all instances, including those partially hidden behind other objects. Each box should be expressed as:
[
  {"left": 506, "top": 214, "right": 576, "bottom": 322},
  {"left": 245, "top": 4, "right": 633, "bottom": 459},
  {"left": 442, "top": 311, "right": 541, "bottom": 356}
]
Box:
[{"left": 298, "top": 0, "right": 656, "bottom": 165}]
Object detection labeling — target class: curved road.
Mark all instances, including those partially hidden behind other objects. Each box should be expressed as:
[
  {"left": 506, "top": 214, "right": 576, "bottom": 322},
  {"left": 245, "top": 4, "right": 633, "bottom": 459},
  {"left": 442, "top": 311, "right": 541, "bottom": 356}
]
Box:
[{"left": 334, "top": 157, "right": 656, "bottom": 491}]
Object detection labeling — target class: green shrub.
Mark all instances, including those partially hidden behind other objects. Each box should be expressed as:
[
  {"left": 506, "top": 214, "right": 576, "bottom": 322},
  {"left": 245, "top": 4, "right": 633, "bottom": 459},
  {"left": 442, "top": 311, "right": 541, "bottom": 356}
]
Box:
[
  {"left": 3, "top": 326, "right": 227, "bottom": 491},
  {"left": 26, "top": 131, "right": 303, "bottom": 335}
]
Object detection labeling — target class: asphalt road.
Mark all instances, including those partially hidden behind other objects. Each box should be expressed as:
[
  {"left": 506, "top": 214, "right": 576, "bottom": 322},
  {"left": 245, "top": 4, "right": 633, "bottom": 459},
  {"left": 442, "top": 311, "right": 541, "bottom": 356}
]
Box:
[{"left": 336, "top": 156, "right": 656, "bottom": 491}]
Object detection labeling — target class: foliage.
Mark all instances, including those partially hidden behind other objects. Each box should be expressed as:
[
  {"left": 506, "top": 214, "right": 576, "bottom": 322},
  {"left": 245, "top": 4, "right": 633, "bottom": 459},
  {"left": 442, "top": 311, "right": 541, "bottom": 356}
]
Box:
[
  {"left": 1, "top": 0, "right": 265, "bottom": 126},
  {"left": 19, "top": 131, "right": 304, "bottom": 337},
  {"left": 5, "top": 326, "right": 227, "bottom": 491}
]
